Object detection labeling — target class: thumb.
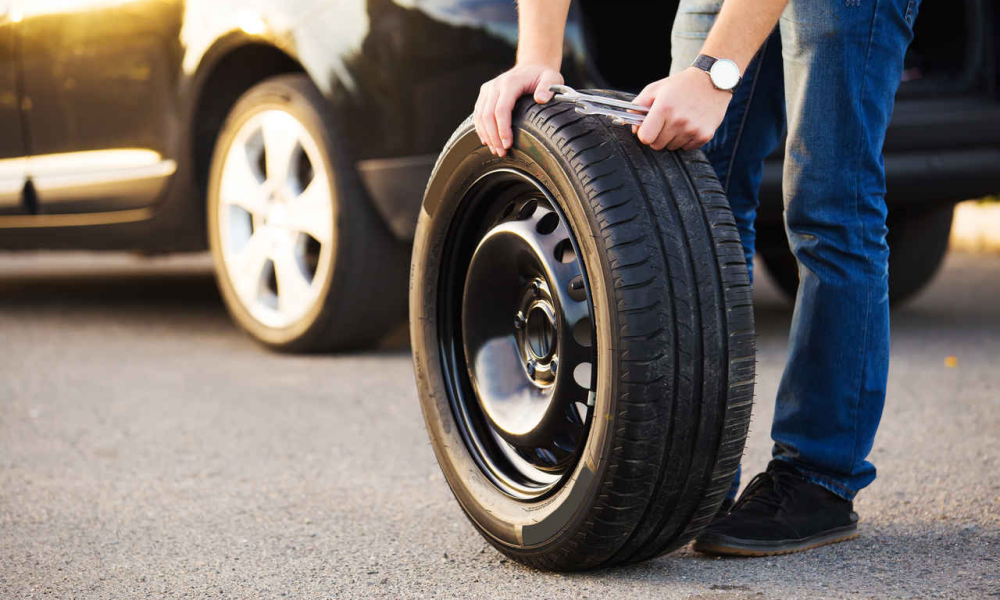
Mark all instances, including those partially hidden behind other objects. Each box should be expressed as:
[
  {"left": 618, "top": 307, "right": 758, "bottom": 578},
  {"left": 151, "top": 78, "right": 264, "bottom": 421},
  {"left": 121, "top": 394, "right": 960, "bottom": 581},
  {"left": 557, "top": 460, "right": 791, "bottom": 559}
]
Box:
[{"left": 533, "top": 71, "right": 563, "bottom": 103}]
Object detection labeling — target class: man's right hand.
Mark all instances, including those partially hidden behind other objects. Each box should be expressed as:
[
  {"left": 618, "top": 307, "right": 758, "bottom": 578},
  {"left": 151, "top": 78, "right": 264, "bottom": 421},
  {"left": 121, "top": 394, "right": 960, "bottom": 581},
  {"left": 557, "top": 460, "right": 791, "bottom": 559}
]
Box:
[{"left": 474, "top": 64, "right": 563, "bottom": 157}]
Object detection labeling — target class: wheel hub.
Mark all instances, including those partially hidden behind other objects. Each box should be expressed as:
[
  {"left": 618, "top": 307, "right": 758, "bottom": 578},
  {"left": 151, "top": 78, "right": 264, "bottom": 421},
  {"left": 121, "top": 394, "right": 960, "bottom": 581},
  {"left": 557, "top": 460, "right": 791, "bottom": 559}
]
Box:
[{"left": 514, "top": 280, "right": 558, "bottom": 384}]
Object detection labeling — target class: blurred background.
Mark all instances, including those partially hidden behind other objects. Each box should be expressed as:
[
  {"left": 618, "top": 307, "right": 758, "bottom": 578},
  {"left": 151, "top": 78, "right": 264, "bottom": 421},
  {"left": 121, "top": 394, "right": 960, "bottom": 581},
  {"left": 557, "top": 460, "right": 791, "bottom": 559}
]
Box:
[{"left": 1, "top": 1, "right": 997, "bottom": 598}]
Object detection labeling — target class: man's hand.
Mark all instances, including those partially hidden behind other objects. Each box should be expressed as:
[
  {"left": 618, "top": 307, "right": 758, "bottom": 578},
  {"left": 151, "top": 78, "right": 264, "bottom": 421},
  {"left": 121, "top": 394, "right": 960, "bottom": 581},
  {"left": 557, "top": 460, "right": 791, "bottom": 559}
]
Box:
[
  {"left": 631, "top": 67, "right": 733, "bottom": 152},
  {"left": 474, "top": 64, "right": 563, "bottom": 157}
]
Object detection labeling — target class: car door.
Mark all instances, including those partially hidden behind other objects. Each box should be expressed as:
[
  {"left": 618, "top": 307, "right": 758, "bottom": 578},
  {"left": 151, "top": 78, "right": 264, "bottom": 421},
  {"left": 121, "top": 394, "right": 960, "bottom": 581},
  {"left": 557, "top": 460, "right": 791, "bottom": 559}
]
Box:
[
  {"left": 17, "top": 0, "right": 183, "bottom": 214},
  {"left": 0, "top": 0, "right": 27, "bottom": 215}
]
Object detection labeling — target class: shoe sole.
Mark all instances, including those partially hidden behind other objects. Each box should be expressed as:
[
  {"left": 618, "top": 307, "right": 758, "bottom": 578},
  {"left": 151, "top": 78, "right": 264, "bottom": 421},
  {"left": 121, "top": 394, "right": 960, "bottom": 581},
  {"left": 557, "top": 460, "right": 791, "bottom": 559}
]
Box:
[{"left": 692, "top": 524, "right": 859, "bottom": 557}]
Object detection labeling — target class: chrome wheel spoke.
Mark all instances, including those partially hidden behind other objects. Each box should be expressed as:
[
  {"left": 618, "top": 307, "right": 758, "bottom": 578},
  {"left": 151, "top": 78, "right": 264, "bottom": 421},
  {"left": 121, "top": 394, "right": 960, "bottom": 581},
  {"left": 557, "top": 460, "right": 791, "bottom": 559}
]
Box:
[
  {"left": 285, "top": 177, "right": 333, "bottom": 244},
  {"left": 273, "top": 242, "right": 314, "bottom": 315},
  {"left": 231, "top": 231, "right": 271, "bottom": 302},
  {"left": 260, "top": 111, "right": 301, "bottom": 186},
  {"left": 220, "top": 144, "right": 267, "bottom": 215}
]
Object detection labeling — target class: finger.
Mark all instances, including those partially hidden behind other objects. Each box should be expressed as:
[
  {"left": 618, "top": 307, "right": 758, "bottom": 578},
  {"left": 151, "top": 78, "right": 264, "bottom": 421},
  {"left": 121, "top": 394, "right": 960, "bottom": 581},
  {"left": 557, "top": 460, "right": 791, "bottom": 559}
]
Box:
[
  {"left": 682, "top": 132, "right": 711, "bottom": 152},
  {"left": 495, "top": 86, "right": 518, "bottom": 154},
  {"left": 636, "top": 105, "right": 666, "bottom": 147},
  {"left": 649, "top": 127, "right": 677, "bottom": 151},
  {"left": 473, "top": 85, "right": 489, "bottom": 147},
  {"left": 533, "top": 71, "right": 562, "bottom": 104},
  {"left": 663, "top": 118, "right": 693, "bottom": 151},
  {"left": 482, "top": 85, "right": 502, "bottom": 155},
  {"left": 667, "top": 131, "right": 696, "bottom": 152}
]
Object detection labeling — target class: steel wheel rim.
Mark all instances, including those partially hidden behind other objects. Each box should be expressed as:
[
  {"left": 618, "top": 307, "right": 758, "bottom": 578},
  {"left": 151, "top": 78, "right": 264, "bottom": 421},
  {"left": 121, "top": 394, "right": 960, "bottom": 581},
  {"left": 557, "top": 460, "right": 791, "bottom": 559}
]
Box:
[
  {"left": 217, "top": 109, "right": 335, "bottom": 329},
  {"left": 439, "top": 168, "right": 597, "bottom": 500}
]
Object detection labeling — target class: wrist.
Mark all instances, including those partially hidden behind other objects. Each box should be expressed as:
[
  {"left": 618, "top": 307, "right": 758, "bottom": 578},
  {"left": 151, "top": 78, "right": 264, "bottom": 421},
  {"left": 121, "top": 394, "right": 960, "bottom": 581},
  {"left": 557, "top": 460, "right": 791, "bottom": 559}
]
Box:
[
  {"left": 684, "top": 66, "right": 729, "bottom": 93},
  {"left": 515, "top": 50, "right": 562, "bottom": 71},
  {"left": 688, "top": 55, "right": 742, "bottom": 94}
]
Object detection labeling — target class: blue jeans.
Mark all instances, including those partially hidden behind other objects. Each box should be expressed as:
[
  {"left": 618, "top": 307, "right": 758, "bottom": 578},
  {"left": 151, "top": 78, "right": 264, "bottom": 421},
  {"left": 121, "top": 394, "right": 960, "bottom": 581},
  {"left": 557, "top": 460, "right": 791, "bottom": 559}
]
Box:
[{"left": 670, "top": 0, "right": 921, "bottom": 500}]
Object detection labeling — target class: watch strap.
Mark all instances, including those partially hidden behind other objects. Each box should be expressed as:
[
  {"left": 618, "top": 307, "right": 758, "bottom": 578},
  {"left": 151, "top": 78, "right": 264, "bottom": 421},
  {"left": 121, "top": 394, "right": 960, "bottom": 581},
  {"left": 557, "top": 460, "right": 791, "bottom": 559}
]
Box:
[
  {"left": 692, "top": 54, "right": 718, "bottom": 74},
  {"left": 691, "top": 54, "right": 742, "bottom": 92}
]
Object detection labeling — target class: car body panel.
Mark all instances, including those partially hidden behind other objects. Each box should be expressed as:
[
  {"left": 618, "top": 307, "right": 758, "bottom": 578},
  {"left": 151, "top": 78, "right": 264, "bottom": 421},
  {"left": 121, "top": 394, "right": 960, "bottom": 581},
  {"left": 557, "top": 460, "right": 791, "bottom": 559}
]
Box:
[
  {"left": 16, "top": 0, "right": 183, "bottom": 213},
  {"left": 0, "top": 0, "right": 27, "bottom": 213},
  {"left": 0, "top": 0, "right": 995, "bottom": 250}
]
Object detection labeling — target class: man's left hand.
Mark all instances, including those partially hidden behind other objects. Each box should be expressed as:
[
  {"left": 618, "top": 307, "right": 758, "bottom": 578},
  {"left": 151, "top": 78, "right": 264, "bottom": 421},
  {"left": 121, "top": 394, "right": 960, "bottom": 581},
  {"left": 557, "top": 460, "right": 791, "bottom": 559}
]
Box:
[{"left": 631, "top": 67, "right": 733, "bottom": 151}]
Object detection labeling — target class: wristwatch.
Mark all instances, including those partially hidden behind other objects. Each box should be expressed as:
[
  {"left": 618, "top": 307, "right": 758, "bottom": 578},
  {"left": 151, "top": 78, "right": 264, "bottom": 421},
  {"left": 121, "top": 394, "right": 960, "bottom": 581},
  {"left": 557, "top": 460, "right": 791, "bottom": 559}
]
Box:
[{"left": 692, "top": 54, "right": 742, "bottom": 92}]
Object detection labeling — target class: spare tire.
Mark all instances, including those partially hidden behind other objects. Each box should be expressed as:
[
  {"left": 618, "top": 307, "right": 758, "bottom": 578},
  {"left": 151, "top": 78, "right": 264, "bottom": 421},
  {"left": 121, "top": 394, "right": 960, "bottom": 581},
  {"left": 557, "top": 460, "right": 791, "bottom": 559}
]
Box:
[{"left": 409, "top": 94, "right": 755, "bottom": 571}]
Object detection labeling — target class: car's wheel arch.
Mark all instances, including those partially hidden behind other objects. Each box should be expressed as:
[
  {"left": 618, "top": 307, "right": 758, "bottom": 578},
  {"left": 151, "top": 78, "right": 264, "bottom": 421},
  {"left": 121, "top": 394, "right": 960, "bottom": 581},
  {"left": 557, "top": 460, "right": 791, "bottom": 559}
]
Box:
[{"left": 186, "top": 36, "right": 309, "bottom": 206}]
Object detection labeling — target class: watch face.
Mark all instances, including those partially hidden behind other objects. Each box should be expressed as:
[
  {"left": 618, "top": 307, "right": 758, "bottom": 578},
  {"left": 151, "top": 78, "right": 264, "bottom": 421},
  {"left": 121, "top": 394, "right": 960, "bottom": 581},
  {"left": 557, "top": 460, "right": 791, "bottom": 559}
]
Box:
[{"left": 709, "top": 59, "right": 741, "bottom": 90}]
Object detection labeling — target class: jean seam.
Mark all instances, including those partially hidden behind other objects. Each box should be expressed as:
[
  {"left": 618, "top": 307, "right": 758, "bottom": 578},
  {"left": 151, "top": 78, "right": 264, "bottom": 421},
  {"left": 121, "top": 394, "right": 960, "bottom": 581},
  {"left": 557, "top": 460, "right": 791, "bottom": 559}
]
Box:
[
  {"left": 848, "top": 0, "right": 881, "bottom": 476},
  {"left": 722, "top": 35, "right": 772, "bottom": 192}
]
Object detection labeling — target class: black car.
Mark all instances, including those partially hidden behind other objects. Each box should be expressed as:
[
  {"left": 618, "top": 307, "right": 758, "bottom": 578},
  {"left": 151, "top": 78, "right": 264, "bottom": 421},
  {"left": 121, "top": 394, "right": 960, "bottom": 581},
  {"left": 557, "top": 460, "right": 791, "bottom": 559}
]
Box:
[{"left": 1, "top": 0, "right": 997, "bottom": 351}]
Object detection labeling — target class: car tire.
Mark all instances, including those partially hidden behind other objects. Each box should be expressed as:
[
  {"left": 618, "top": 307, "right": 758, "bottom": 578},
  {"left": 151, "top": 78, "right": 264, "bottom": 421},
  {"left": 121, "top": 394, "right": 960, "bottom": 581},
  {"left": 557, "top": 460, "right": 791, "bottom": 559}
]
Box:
[
  {"left": 409, "top": 94, "right": 755, "bottom": 571},
  {"left": 207, "top": 74, "right": 408, "bottom": 352},
  {"left": 759, "top": 204, "right": 954, "bottom": 306}
]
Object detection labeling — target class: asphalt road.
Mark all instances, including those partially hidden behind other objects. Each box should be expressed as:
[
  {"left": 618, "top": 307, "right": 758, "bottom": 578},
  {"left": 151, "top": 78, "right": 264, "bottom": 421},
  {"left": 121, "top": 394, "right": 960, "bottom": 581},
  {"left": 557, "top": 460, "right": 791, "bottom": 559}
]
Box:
[{"left": 1, "top": 250, "right": 997, "bottom": 600}]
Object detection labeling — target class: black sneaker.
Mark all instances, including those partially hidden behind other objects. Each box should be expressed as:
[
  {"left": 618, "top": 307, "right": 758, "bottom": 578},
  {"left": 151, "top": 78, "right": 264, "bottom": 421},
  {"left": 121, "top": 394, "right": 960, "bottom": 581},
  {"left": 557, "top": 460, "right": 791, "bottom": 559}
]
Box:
[
  {"left": 710, "top": 497, "right": 735, "bottom": 525},
  {"left": 693, "top": 460, "right": 859, "bottom": 556}
]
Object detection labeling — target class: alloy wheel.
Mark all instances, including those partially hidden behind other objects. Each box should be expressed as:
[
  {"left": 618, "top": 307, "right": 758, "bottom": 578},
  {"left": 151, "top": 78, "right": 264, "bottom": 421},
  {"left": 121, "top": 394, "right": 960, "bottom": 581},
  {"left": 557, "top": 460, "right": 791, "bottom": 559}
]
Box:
[{"left": 217, "top": 109, "right": 334, "bottom": 329}]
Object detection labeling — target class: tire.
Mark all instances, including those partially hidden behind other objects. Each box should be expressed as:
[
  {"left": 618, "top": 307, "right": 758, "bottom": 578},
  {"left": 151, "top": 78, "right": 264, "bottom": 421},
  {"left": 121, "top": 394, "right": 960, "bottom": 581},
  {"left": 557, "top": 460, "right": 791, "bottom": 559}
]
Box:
[
  {"left": 409, "top": 94, "right": 755, "bottom": 571},
  {"left": 207, "top": 74, "right": 408, "bottom": 352},
  {"left": 760, "top": 203, "right": 954, "bottom": 306}
]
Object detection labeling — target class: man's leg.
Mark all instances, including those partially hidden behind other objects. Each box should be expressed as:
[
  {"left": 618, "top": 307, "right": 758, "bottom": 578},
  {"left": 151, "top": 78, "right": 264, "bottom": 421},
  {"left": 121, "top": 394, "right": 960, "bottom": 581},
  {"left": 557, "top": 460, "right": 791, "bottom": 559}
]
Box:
[
  {"left": 695, "top": 0, "right": 920, "bottom": 556},
  {"left": 670, "top": 0, "right": 786, "bottom": 500},
  {"left": 773, "top": 0, "right": 920, "bottom": 499}
]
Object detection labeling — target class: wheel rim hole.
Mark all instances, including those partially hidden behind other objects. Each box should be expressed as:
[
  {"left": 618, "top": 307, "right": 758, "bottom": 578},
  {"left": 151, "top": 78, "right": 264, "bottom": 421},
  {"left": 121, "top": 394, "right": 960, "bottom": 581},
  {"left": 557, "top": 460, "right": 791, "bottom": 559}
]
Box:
[
  {"left": 499, "top": 202, "right": 516, "bottom": 221},
  {"left": 572, "top": 316, "right": 592, "bottom": 348},
  {"left": 555, "top": 239, "right": 576, "bottom": 264},
  {"left": 293, "top": 145, "right": 314, "bottom": 193},
  {"left": 573, "top": 362, "right": 592, "bottom": 389},
  {"left": 535, "top": 447, "right": 557, "bottom": 466},
  {"left": 516, "top": 199, "right": 538, "bottom": 220},
  {"left": 552, "top": 434, "right": 576, "bottom": 452},
  {"left": 301, "top": 233, "right": 322, "bottom": 275},
  {"left": 567, "top": 275, "right": 587, "bottom": 302},
  {"left": 535, "top": 212, "right": 559, "bottom": 235},
  {"left": 264, "top": 259, "right": 278, "bottom": 297},
  {"left": 248, "top": 130, "right": 267, "bottom": 184}
]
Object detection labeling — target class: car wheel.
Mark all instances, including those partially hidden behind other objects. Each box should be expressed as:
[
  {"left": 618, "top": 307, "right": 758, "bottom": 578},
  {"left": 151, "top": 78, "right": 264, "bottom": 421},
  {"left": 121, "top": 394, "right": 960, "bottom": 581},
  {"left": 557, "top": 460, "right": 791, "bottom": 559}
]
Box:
[
  {"left": 759, "top": 203, "right": 954, "bottom": 306},
  {"left": 409, "top": 94, "right": 755, "bottom": 571},
  {"left": 207, "top": 74, "right": 408, "bottom": 351}
]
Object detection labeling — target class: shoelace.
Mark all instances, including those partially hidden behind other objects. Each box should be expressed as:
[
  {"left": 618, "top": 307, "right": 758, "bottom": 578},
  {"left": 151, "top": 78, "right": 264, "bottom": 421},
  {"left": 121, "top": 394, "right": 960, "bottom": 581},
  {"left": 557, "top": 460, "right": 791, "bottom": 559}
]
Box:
[{"left": 732, "top": 470, "right": 797, "bottom": 512}]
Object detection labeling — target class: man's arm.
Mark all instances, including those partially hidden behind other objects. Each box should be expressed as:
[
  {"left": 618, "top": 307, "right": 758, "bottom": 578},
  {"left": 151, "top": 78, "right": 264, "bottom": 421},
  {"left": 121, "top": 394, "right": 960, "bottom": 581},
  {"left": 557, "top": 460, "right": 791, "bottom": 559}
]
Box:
[
  {"left": 634, "top": 0, "right": 789, "bottom": 151},
  {"left": 474, "top": 0, "right": 570, "bottom": 157},
  {"left": 475, "top": 0, "right": 789, "bottom": 155}
]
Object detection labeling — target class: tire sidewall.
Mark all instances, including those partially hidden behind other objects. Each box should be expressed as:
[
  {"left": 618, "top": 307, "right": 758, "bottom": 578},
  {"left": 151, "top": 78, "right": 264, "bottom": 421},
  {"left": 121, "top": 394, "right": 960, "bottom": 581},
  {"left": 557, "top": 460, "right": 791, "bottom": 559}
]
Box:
[
  {"left": 207, "top": 77, "right": 343, "bottom": 349},
  {"left": 410, "top": 122, "right": 619, "bottom": 559}
]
